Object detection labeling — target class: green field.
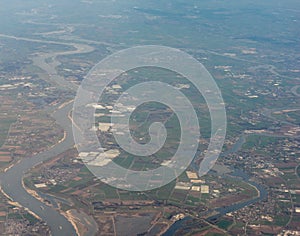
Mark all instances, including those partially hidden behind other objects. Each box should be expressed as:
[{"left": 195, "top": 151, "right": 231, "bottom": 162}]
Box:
[
  {"left": 0, "top": 117, "right": 16, "bottom": 148},
  {"left": 242, "top": 135, "right": 281, "bottom": 150}
]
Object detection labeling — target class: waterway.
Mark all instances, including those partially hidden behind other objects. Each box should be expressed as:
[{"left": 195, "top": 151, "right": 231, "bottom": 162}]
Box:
[
  {"left": 164, "top": 132, "right": 268, "bottom": 235},
  {"left": 0, "top": 34, "right": 94, "bottom": 236},
  {"left": 0, "top": 102, "right": 77, "bottom": 235},
  {"left": 0, "top": 33, "right": 299, "bottom": 236}
]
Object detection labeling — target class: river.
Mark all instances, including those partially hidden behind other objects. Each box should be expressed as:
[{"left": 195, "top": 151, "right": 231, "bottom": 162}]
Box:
[
  {"left": 163, "top": 132, "right": 269, "bottom": 235},
  {"left": 0, "top": 34, "right": 95, "bottom": 236},
  {"left": 0, "top": 33, "right": 299, "bottom": 236},
  {"left": 164, "top": 114, "right": 299, "bottom": 235},
  {"left": 0, "top": 102, "right": 77, "bottom": 235}
]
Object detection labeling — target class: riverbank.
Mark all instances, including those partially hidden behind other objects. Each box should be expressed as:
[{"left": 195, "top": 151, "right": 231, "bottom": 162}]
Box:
[
  {"left": 0, "top": 32, "right": 97, "bottom": 235},
  {"left": 0, "top": 102, "right": 77, "bottom": 235}
]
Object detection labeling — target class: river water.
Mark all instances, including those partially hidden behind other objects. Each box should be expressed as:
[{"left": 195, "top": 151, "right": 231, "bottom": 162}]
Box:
[
  {"left": 0, "top": 34, "right": 95, "bottom": 236},
  {"left": 0, "top": 102, "right": 77, "bottom": 235},
  {"left": 0, "top": 34, "right": 298, "bottom": 236},
  {"left": 163, "top": 133, "right": 268, "bottom": 235}
]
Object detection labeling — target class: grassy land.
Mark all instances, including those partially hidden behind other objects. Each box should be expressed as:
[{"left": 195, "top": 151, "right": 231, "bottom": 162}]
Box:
[
  {"left": 217, "top": 219, "right": 233, "bottom": 230},
  {"left": 242, "top": 135, "right": 281, "bottom": 150},
  {"left": 0, "top": 117, "right": 16, "bottom": 147}
]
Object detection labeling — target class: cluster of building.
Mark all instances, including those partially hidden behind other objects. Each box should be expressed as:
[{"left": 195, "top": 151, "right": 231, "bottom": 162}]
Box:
[
  {"left": 3, "top": 219, "right": 49, "bottom": 235},
  {"left": 33, "top": 166, "right": 79, "bottom": 189},
  {"left": 78, "top": 149, "right": 120, "bottom": 167},
  {"left": 175, "top": 171, "right": 209, "bottom": 194}
]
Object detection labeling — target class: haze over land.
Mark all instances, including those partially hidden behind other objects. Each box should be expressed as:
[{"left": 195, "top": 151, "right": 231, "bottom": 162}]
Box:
[{"left": 0, "top": 0, "right": 299, "bottom": 235}]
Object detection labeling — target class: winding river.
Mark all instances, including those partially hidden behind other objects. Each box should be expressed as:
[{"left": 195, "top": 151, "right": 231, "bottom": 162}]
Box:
[
  {"left": 163, "top": 133, "right": 267, "bottom": 236},
  {"left": 0, "top": 33, "right": 299, "bottom": 236},
  {"left": 0, "top": 34, "right": 94, "bottom": 236},
  {"left": 0, "top": 102, "right": 76, "bottom": 235},
  {"left": 164, "top": 101, "right": 300, "bottom": 235}
]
